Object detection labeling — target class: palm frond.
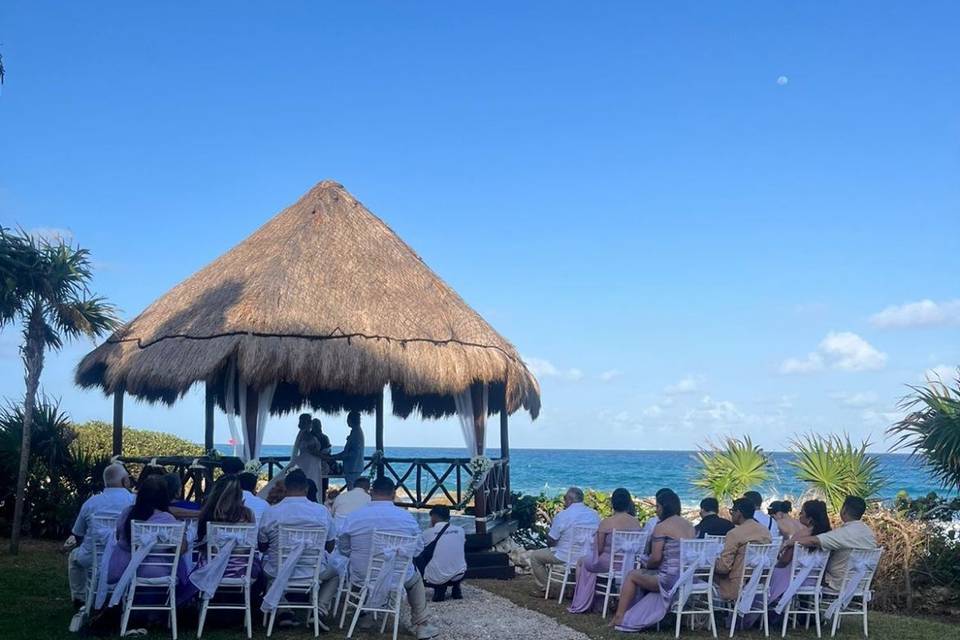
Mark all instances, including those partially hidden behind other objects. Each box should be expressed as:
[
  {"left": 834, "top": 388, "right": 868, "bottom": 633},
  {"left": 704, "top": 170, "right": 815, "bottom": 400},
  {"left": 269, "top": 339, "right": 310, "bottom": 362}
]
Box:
[
  {"left": 790, "top": 433, "right": 887, "bottom": 513},
  {"left": 889, "top": 373, "right": 960, "bottom": 491},
  {"left": 692, "top": 435, "right": 770, "bottom": 503}
]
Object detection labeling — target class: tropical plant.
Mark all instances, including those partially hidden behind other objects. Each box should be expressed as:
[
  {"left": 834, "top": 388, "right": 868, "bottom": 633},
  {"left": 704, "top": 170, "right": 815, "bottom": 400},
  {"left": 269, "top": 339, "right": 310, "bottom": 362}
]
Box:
[
  {"left": 789, "top": 433, "right": 886, "bottom": 514},
  {"left": 0, "top": 229, "right": 119, "bottom": 553},
  {"left": 72, "top": 421, "right": 205, "bottom": 459},
  {"left": 888, "top": 372, "right": 960, "bottom": 492},
  {"left": 692, "top": 436, "right": 769, "bottom": 503}
]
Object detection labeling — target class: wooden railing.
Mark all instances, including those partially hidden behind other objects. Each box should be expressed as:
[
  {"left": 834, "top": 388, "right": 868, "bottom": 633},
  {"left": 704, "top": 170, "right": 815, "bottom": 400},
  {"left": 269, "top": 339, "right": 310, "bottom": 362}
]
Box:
[{"left": 116, "top": 454, "right": 513, "bottom": 520}]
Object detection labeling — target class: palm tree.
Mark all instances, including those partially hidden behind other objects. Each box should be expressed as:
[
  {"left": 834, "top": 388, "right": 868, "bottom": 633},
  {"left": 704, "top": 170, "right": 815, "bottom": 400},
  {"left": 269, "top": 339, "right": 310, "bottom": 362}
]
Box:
[
  {"left": 888, "top": 371, "right": 960, "bottom": 492},
  {"left": 0, "top": 229, "right": 119, "bottom": 553},
  {"left": 790, "top": 433, "right": 886, "bottom": 514},
  {"left": 693, "top": 435, "right": 770, "bottom": 504}
]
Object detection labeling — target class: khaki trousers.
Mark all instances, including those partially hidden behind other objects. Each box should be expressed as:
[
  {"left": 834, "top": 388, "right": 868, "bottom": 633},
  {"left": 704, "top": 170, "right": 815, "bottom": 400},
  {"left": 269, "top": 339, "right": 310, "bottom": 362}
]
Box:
[{"left": 527, "top": 548, "right": 561, "bottom": 588}]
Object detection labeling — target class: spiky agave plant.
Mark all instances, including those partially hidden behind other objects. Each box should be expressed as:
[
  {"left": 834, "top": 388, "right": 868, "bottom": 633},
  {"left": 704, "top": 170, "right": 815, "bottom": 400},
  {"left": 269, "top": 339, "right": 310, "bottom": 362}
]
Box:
[
  {"left": 889, "top": 371, "right": 960, "bottom": 492},
  {"left": 692, "top": 436, "right": 770, "bottom": 504},
  {"left": 790, "top": 433, "right": 886, "bottom": 514}
]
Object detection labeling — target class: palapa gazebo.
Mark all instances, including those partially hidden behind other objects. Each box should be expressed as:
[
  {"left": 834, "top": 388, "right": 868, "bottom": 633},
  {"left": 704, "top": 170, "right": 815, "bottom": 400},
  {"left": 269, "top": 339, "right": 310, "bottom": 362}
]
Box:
[{"left": 75, "top": 180, "right": 540, "bottom": 531}]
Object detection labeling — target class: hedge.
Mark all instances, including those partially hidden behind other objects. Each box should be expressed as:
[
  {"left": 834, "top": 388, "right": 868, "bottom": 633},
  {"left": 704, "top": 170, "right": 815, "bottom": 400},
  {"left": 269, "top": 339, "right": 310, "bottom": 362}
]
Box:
[{"left": 73, "top": 421, "right": 205, "bottom": 459}]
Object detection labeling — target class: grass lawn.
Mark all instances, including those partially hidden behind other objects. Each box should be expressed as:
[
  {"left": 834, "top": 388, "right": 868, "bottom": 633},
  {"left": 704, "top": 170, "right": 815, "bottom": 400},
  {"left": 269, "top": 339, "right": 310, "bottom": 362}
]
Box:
[{"left": 1, "top": 540, "right": 956, "bottom": 639}]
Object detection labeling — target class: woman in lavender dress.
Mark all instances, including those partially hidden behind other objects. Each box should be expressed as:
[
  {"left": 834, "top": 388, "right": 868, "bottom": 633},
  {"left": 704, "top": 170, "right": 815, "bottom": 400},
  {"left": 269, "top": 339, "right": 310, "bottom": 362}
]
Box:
[
  {"left": 770, "top": 500, "right": 830, "bottom": 603},
  {"left": 610, "top": 489, "right": 695, "bottom": 631},
  {"left": 568, "top": 488, "right": 643, "bottom": 613}
]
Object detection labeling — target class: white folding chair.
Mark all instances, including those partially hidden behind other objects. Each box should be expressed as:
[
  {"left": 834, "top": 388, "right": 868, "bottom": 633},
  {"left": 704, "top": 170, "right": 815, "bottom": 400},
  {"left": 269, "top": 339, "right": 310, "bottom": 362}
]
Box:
[
  {"left": 595, "top": 530, "right": 649, "bottom": 618},
  {"left": 330, "top": 514, "right": 350, "bottom": 618},
  {"left": 196, "top": 523, "right": 258, "bottom": 639},
  {"left": 545, "top": 524, "right": 597, "bottom": 603},
  {"left": 265, "top": 525, "right": 328, "bottom": 637},
  {"left": 119, "top": 521, "right": 187, "bottom": 640},
  {"left": 83, "top": 513, "right": 119, "bottom": 616},
  {"left": 344, "top": 531, "right": 418, "bottom": 640},
  {"left": 821, "top": 548, "right": 883, "bottom": 638},
  {"left": 713, "top": 542, "right": 779, "bottom": 637},
  {"left": 673, "top": 538, "right": 723, "bottom": 638},
  {"left": 778, "top": 544, "right": 830, "bottom": 638},
  {"left": 704, "top": 534, "right": 727, "bottom": 542}
]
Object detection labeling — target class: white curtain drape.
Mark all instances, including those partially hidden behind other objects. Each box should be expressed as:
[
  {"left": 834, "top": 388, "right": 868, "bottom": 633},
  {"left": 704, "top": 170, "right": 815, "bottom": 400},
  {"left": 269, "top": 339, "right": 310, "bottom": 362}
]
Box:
[
  {"left": 223, "top": 359, "right": 276, "bottom": 462},
  {"left": 454, "top": 385, "right": 487, "bottom": 457}
]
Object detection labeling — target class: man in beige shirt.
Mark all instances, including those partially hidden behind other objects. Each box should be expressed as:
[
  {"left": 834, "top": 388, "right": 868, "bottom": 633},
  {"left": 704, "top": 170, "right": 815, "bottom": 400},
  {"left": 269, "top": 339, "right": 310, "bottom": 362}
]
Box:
[
  {"left": 796, "top": 495, "right": 876, "bottom": 591},
  {"left": 714, "top": 497, "right": 772, "bottom": 601}
]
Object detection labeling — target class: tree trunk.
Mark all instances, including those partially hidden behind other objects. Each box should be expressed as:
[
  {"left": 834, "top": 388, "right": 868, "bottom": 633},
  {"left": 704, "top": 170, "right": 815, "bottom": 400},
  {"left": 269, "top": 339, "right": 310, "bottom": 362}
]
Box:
[{"left": 9, "top": 308, "right": 45, "bottom": 554}]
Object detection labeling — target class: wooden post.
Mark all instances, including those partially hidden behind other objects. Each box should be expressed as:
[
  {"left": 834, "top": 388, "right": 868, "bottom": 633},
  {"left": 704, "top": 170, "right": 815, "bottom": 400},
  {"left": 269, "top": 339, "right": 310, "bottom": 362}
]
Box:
[
  {"left": 471, "top": 382, "right": 487, "bottom": 534},
  {"left": 375, "top": 388, "right": 385, "bottom": 479},
  {"left": 112, "top": 389, "right": 124, "bottom": 457},
  {"left": 245, "top": 386, "right": 259, "bottom": 460},
  {"left": 204, "top": 380, "right": 215, "bottom": 453},
  {"left": 500, "top": 397, "right": 510, "bottom": 503}
]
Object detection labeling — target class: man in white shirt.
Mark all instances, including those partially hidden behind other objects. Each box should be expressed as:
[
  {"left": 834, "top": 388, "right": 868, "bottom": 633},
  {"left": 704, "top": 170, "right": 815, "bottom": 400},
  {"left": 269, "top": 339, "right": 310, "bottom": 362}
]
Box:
[
  {"left": 339, "top": 477, "right": 439, "bottom": 639},
  {"left": 420, "top": 506, "right": 467, "bottom": 601},
  {"left": 67, "top": 463, "right": 134, "bottom": 608},
  {"left": 744, "top": 490, "right": 780, "bottom": 538},
  {"left": 527, "top": 487, "right": 600, "bottom": 591},
  {"left": 258, "top": 469, "right": 340, "bottom": 629},
  {"left": 796, "top": 495, "right": 877, "bottom": 591},
  {"left": 332, "top": 477, "right": 371, "bottom": 517},
  {"left": 238, "top": 471, "right": 269, "bottom": 524}
]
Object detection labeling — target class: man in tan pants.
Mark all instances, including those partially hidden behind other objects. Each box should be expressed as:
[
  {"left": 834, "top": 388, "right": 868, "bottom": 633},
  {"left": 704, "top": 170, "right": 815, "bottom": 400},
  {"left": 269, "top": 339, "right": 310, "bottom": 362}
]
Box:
[{"left": 528, "top": 487, "right": 600, "bottom": 592}]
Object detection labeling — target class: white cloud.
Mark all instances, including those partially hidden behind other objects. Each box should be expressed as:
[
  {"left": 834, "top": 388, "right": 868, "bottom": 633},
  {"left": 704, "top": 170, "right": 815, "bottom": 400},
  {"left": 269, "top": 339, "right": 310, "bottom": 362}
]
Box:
[
  {"left": 665, "top": 375, "right": 701, "bottom": 395},
  {"left": 776, "top": 75, "right": 789, "bottom": 86},
  {"left": 28, "top": 226, "right": 74, "bottom": 243},
  {"left": 685, "top": 395, "right": 744, "bottom": 425},
  {"left": 642, "top": 404, "right": 663, "bottom": 418},
  {"left": 870, "top": 299, "right": 960, "bottom": 329},
  {"left": 780, "top": 332, "right": 886, "bottom": 374},
  {"left": 830, "top": 391, "right": 879, "bottom": 408},
  {"left": 862, "top": 408, "right": 904, "bottom": 426},
  {"left": 523, "top": 356, "right": 583, "bottom": 381},
  {"left": 599, "top": 369, "right": 622, "bottom": 382},
  {"left": 924, "top": 364, "right": 958, "bottom": 384}
]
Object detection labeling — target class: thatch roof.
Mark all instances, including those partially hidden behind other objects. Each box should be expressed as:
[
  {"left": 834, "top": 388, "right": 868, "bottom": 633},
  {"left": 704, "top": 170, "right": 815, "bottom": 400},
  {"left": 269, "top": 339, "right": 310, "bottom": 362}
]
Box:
[{"left": 75, "top": 181, "right": 540, "bottom": 419}]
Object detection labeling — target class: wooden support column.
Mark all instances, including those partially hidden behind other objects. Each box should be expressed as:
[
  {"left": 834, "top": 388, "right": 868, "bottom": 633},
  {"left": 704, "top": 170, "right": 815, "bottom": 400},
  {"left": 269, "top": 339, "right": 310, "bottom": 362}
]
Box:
[
  {"left": 112, "top": 389, "right": 124, "bottom": 457},
  {"left": 375, "top": 388, "right": 385, "bottom": 479},
  {"left": 204, "top": 380, "right": 215, "bottom": 453},
  {"left": 471, "top": 382, "right": 488, "bottom": 534},
  {"left": 244, "top": 386, "right": 259, "bottom": 460},
  {"left": 500, "top": 391, "right": 510, "bottom": 503}
]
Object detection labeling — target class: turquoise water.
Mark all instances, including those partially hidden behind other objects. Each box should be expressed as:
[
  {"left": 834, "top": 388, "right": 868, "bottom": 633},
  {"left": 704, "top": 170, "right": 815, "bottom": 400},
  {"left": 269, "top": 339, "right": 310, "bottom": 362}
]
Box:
[{"left": 235, "top": 445, "right": 952, "bottom": 504}]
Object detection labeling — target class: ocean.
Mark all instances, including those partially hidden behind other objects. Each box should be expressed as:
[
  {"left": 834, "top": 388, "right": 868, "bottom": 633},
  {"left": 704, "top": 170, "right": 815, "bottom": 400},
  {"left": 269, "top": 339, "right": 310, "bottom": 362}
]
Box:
[{"left": 233, "top": 445, "right": 952, "bottom": 505}]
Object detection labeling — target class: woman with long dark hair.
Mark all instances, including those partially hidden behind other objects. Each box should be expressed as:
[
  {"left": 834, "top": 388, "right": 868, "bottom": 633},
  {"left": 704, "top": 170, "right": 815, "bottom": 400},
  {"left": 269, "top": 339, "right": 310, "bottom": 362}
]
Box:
[{"left": 770, "top": 499, "right": 833, "bottom": 603}]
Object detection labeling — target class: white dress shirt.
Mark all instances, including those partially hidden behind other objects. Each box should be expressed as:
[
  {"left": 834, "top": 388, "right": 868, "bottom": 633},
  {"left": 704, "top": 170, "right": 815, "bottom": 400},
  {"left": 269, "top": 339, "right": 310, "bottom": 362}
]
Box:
[
  {"left": 818, "top": 520, "right": 877, "bottom": 590},
  {"left": 242, "top": 490, "right": 270, "bottom": 525},
  {"left": 548, "top": 502, "right": 601, "bottom": 561},
  {"left": 71, "top": 488, "right": 135, "bottom": 563},
  {"left": 754, "top": 511, "right": 781, "bottom": 538},
  {"left": 338, "top": 500, "right": 424, "bottom": 584},
  {"left": 258, "top": 496, "right": 336, "bottom": 578},
  {"left": 421, "top": 522, "right": 467, "bottom": 586},
  {"left": 332, "top": 488, "right": 371, "bottom": 518}
]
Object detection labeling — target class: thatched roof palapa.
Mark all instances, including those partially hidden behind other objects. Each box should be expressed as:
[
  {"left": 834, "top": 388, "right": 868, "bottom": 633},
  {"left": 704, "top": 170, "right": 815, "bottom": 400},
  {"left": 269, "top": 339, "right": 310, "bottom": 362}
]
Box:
[{"left": 76, "top": 181, "right": 540, "bottom": 419}]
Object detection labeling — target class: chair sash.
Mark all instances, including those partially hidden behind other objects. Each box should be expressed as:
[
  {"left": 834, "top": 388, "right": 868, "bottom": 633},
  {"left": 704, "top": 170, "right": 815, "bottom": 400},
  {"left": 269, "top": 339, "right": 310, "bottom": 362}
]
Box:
[
  {"left": 774, "top": 549, "right": 828, "bottom": 615},
  {"left": 261, "top": 540, "right": 309, "bottom": 613},
  {"left": 666, "top": 542, "right": 721, "bottom": 599},
  {"left": 612, "top": 537, "right": 647, "bottom": 588},
  {"left": 189, "top": 530, "right": 253, "bottom": 599},
  {"left": 572, "top": 528, "right": 596, "bottom": 566},
  {"left": 92, "top": 524, "right": 119, "bottom": 610},
  {"left": 737, "top": 552, "right": 774, "bottom": 614},
  {"left": 108, "top": 529, "right": 177, "bottom": 608},
  {"left": 366, "top": 542, "right": 412, "bottom": 609},
  {"left": 824, "top": 554, "right": 877, "bottom": 620}
]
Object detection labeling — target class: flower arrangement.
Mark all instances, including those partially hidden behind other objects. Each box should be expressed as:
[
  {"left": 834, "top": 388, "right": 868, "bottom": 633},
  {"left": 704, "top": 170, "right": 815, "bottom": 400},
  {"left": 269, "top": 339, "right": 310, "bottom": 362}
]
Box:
[
  {"left": 244, "top": 458, "right": 262, "bottom": 474},
  {"left": 367, "top": 450, "right": 385, "bottom": 480},
  {"left": 463, "top": 455, "right": 495, "bottom": 503}
]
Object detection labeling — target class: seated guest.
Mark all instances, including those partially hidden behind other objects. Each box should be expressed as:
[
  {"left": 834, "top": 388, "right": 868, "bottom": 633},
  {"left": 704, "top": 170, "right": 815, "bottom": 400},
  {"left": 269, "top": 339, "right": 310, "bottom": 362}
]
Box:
[
  {"left": 258, "top": 469, "right": 339, "bottom": 623},
  {"left": 220, "top": 457, "right": 245, "bottom": 477},
  {"left": 67, "top": 463, "right": 134, "bottom": 609},
  {"left": 325, "top": 487, "right": 340, "bottom": 509},
  {"left": 106, "top": 475, "right": 189, "bottom": 587},
  {"left": 610, "top": 489, "right": 695, "bottom": 630},
  {"left": 744, "top": 490, "right": 780, "bottom": 538},
  {"left": 265, "top": 479, "right": 286, "bottom": 505},
  {"left": 568, "top": 488, "right": 643, "bottom": 613},
  {"left": 332, "top": 477, "right": 371, "bottom": 517},
  {"left": 713, "top": 497, "right": 772, "bottom": 602},
  {"left": 527, "top": 487, "right": 601, "bottom": 591},
  {"left": 338, "top": 477, "right": 439, "bottom": 639},
  {"left": 163, "top": 472, "right": 202, "bottom": 518},
  {"left": 238, "top": 471, "right": 269, "bottom": 525},
  {"left": 420, "top": 506, "right": 467, "bottom": 602},
  {"left": 770, "top": 499, "right": 831, "bottom": 603},
  {"left": 795, "top": 495, "right": 876, "bottom": 591},
  {"left": 306, "top": 479, "right": 320, "bottom": 503},
  {"left": 768, "top": 500, "right": 804, "bottom": 538},
  {"left": 695, "top": 497, "right": 734, "bottom": 538}
]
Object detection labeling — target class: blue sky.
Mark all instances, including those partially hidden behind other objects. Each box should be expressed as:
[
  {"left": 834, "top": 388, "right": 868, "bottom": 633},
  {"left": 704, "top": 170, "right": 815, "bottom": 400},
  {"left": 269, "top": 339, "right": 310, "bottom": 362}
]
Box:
[{"left": 1, "top": 2, "right": 958, "bottom": 452}]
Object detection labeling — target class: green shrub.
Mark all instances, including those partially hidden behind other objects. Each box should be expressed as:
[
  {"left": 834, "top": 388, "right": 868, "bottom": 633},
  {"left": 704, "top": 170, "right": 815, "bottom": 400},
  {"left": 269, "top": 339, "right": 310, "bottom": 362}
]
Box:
[
  {"left": 693, "top": 436, "right": 769, "bottom": 503},
  {"left": 73, "top": 421, "right": 204, "bottom": 459},
  {"left": 789, "top": 433, "right": 886, "bottom": 514}
]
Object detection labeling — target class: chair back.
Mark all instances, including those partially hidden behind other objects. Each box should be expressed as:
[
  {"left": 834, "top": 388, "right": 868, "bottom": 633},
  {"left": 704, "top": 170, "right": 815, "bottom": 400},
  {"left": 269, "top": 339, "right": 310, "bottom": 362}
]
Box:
[
  {"left": 607, "top": 530, "right": 649, "bottom": 579},
  {"left": 740, "top": 542, "right": 780, "bottom": 590},
  {"left": 703, "top": 533, "right": 726, "bottom": 542},
  {"left": 130, "top": 521, "right": 186, "bottom": 581},
  {"left": 680, "top": 538, "right": 723, "bottom": 572},
  {"left": 207, "top": 523, "right": 258, "bottom": 580},
  {"left": 90, "top": 514, "right": 119, "bottom": 563},
  {"left": 360, "top": 531, "right": 417, "bottom": 607},
  {"left": 789, "top": 543, "right": 830, "bottom": 585},
  {"left": 563, "top": 524, "right": 598, "bottom": 566},
  {"left": 277, "top": 525, "right": 328, "bottom": 584},
  {"left": 840, "top": 548, "right": 883, "bottom": 596}
]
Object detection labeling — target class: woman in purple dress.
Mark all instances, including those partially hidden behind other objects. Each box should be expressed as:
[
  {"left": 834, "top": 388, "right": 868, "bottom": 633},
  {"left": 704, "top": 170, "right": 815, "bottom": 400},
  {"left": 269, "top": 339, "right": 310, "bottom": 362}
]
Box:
[
  {"left": 770, "top": 499, "right": 830, "bottom": 603},
  {"left": 568, "top": 488, "right": 643, "bottom": 613},
  {"left": 609, "top": 489, "right": 695, "bottom": 631}
]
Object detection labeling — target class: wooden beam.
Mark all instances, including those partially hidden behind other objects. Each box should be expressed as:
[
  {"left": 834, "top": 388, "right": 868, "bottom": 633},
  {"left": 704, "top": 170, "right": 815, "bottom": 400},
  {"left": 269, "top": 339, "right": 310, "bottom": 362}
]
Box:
[
  {"left": 375, "top": 389, "right": 385, "bottom": 478},
  {"left": 244, "top": 386, "right": 259, "bottom": 460},
  {"left": 499, "top": 403, "right": 510, "bottom": 460},
  {"left": 204, "top": 380, "right": 215, "bottom": 453},
  {"left": 471, "top": 382, "right": 487, "bottom": 534},
  {"left": 112, "top": 389, "right": 124, "bottom": 457}
]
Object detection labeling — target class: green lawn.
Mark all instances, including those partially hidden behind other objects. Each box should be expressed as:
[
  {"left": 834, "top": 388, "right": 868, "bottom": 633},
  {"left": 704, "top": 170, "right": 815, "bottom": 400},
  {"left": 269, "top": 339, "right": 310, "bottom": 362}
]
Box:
[{"left": 1, "top": 540, "right": 956, "bottom": 639}]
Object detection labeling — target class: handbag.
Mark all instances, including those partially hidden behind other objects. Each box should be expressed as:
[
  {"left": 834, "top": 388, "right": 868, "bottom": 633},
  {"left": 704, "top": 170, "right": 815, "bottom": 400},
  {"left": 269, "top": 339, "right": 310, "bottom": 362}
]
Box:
[{"left": 414, "top": 522, "right": 452, "bottom": 576}]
